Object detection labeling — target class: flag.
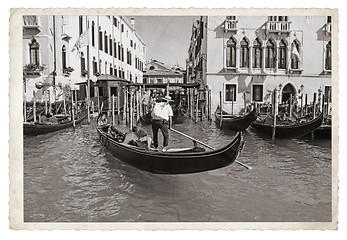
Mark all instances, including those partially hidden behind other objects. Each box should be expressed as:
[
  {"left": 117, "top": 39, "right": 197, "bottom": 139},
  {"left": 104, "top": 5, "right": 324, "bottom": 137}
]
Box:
[{"left": 72, "top": 28, "right": 89, "bottom": 54}]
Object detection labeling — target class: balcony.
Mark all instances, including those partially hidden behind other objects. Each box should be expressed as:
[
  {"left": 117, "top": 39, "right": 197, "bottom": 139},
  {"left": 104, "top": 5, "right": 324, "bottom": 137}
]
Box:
[
  {"left": 324, "top": 22, "right": 331, "bottom": 36},
  {"left": 265, "top": 21, "right": 291, "bottom": 35},
  {"left": 224, "top": 20, "right": 238, "bottom": 32},
  {"left": 23, "top": 16, "right": 41, "bottom": 30}
]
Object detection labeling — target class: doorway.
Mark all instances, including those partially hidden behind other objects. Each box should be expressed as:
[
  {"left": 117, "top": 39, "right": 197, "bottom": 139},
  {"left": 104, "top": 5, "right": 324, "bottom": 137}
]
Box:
[{"left": 281, "top": 83, "right": 296, "bottom": 103}]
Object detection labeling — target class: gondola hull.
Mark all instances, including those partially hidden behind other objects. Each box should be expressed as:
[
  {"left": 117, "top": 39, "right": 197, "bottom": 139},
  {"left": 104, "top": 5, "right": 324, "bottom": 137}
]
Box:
[
  {"left": 251, "top": 112, "right": 324, "bottom": 139},
  {"left": 24, "top": 110, "right": 88, "bottom": 136},
  {"left": 97, "top": 126, "right": 244, "bottom": 174},
  {"left": 215, "top": 108, "right": 257, "bottom": 131},
  {"left": 312, "top": 125, "right": 331, "bottom": 139}
]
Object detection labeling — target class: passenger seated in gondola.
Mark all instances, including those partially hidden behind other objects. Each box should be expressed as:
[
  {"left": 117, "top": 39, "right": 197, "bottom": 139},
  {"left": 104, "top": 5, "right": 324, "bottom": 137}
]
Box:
[{"left": 123, "top": 126, "right": 154, "bottom": 150}]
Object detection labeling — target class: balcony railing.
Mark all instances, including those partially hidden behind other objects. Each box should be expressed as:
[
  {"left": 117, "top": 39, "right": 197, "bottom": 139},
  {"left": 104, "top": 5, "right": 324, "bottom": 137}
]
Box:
[
  {"left": 23, "top": 16, "right": 41, "bottom": 29},
  {"left": 224, "top": 20, "right": 238, "bottom": 32},
  {"left": 265, "top": 21, "right": 291, "bottom": 34}
]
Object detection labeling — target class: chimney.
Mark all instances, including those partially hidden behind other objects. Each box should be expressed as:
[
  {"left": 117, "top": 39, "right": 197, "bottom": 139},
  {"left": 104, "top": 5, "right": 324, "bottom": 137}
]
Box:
[{"left": 130, "top": 18, "right": 135, "bottom": 30}]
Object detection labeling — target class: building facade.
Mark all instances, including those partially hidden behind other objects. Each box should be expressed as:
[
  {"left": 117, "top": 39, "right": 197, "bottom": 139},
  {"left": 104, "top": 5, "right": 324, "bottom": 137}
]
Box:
[
  {"left": 23, "top": 15, "right": 146, "bottom": 103},
  {"left": 143, "top": 59, "right": 184, "bottom": 84},
  {"left": 187, "top": 16, "right": 332, "bottom": 115}
]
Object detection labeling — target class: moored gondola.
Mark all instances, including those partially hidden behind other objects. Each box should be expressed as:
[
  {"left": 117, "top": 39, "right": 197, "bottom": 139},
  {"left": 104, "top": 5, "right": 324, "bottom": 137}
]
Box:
[
  {"left": 97, "top": 125, "right": 244, "bottom": 174},
  {"left": 24, "top": 109, "right": 88, "bottom": 136},
  {"left": 251, "top": 112, "right": 324, "bottom": 139},
  {"left": 215, "top": 107, "right": 257, "bottom": 131}
]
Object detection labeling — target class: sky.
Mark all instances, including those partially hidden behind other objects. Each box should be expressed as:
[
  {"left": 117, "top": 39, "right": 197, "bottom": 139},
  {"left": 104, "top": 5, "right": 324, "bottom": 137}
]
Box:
[{"left": 126, "top": 16, "right": 200, "bottom": 68}]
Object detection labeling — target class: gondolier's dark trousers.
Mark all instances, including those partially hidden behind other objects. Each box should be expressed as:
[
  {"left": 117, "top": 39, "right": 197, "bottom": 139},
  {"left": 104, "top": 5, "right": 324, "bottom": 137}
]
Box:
[{"left": 151, "top": 119, "right": 169, "bottom": 148}]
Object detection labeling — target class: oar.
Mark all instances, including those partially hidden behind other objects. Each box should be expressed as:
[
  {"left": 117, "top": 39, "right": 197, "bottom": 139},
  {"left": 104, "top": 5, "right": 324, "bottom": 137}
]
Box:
[{"left": 170, "top": 128, "right": 252, "bottom": 170}]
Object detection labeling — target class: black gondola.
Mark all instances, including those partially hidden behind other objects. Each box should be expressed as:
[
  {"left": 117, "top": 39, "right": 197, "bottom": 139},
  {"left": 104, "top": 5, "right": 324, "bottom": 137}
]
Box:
[
  {"left": 24, "top": 109, "right": 88, "bottom": 136},
  {"left": 215, "top": 107, "right": 257, "bottom": 131},
  {"left": 97, "top": 125, "right": 244, "bottom": 174},
  {"left": 251, "top": 112, "right": 324, "bottom": 139}
]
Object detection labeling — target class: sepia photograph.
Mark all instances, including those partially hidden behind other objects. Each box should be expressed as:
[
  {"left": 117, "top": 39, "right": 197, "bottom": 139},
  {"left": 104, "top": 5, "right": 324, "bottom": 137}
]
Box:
[{"left": 8, "top": 6, "right": 339, "bottom": 232}]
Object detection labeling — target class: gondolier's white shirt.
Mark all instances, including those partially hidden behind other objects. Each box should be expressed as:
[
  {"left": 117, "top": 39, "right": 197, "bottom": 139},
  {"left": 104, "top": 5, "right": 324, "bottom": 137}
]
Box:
[{"left": 151, "top": 102, "right": 173, "bottom": 121}]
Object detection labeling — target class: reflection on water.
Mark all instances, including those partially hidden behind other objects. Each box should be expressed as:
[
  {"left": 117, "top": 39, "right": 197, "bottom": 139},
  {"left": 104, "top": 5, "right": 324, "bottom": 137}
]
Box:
[{"left": 24, "top": 118, "right": 332, "bottom": 222}]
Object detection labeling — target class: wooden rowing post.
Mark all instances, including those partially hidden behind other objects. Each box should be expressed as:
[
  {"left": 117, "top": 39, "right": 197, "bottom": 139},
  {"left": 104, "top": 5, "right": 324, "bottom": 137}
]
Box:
[
  {"left": 272, "top": 89, "right": 278, "bottom": 142},
  {"left": 300, "top": 92, "right": 304, "bottom": 118},
  {"left": 63, "top": 91, "right": 66, "bottom": 116},
  {"left": 305, "top": 94, "right": 308, "bottom": 116},
  {"left": 129, "top": 91, "right": 133, "bottom": 131},
  {"left": 72, "top": 90, "right": 75, "bottom": 128},
  {"left": 219, "top": 91, "right": 223, "bottom": 128},
  {"left": 208, "top": 89, "right": 212, "bottom": 121},
  {"left": 195, "top": 89, "right": 198, "bottom": 123},
  {"left": 117, "top": 89, "right": 120, "bottom": 123},
  {"left": 311, "top": 93, "right": 317, "bottom": 139},
  {"left": 231, "top": 89, "right": 234, "bottom": 115},
  {"left": 23, "top": 97, "right": 27, "bottom": 122},
  {"left": 243, "top": 91, "right": 246, "bottom": 115},
  {"left": 112, "top": 94, "right": 115, "bottom": 126},
  {"left": 33, "top": 90, "right": 37, "bottom": 123},
  {"left": 289, "top": 94, "right": 292, "bottom": 119}
]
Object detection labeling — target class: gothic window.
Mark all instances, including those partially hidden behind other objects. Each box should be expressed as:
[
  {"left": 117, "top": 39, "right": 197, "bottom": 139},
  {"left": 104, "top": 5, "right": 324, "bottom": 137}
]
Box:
[
  {"left": 252, "top": 38, "right": 262, "bottom": 68},
  {"left": 265, "top": 39, "right": 275, "bottom": 69},
  {"left": 114, "top": 40, "right": 117, "bottom": 57},
  {"left": 226, "top": 37, "right": 236, "bottom": 68},
  {"left": 92, "top": 57, "right": 97, "bottom": 75},
  {"left": 291, "top": 40, "right": 300, "bottom": 69},
  {"left": 29, "top": 38, "right": 40, "bottom": 66},
  {"left": 325, "top": 41, "right": 331, "bottom": 70},
  {"left": 240, "top": 38, "right": 249, "bottom": 68},
  {"left": 278, "top": 39, "right": 287, "bottom": 69}
]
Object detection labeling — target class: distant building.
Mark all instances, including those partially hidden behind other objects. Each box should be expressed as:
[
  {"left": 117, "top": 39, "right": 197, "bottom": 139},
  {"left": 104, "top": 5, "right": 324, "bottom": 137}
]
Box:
[
  {"left": 187, "top": 16, "right": 332, "bottom": 115},
  {"left": 143, "top": 59, "right": 184, "bottom": 84},
  {"left": 23, "top": 15, "right": 146, "bottom": 104}
]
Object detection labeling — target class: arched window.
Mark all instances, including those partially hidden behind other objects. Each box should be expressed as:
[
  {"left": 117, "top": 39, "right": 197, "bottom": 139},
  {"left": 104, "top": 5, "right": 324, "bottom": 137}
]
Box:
[
  {"left": 278, "top": 39, "right": 287, "bottom": 69},
  {"left": 104, "top": 32, "right": 108, "bottom": 53},
  {"left": 291, "top": 40, "right": 300, "bottom": 69},
  {"left": 226, "top": 37, "right": 236, "bottom": 67},
  {"left": 91, "top": 21, "right": 95, "bottom": 47},
  {"left": 325, "top": 41, "right": 331, "bottom": 70},
  {"left": 265, "top": 39, "right": 275, "bottom": 69},
  {"left": 240, "top": 38, "right": 249, "bottom": 68},
  {"left": 62, "top": 45, "right": 67, "bottom": 70},
  {"left": 149, "top": 66, "right": 155, "bottom": 70},
  {"left": 252, "top": 38, "right": 262, "bottom": 68},
  {"left": 92, "top": 57, "right": 97, "bottom": 75},
  {"left": 109, "top": 35, "right": 112, "bottom": 56},
  {"left": 99, "top": 60, "right": 102, "bottom": 74},
  {"left": 80, "top": 52, "right": 86, "bottom": 75},
  {"left": 114, "top": 40, "right": 117, "bottom": 57},
  {"left": 79, "top": 16, "right": 83, "bottom": 35},
  {"left": 98, "top": 27, "right": 103, "bottom": 51},
  {"left": 105, "top": 61, "right": 107, "bottom": 74},
  {"left": 29, "top": 38, "right": 40, "bottom": 66}
]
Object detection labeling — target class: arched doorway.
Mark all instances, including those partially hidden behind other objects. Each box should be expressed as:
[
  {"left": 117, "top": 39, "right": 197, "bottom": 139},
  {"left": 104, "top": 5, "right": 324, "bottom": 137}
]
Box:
[{"left": 281, "top": 83, "right": 296, "bottom": 103}]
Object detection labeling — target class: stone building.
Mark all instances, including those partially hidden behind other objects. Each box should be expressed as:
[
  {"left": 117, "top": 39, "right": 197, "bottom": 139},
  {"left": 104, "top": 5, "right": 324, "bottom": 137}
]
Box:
[
  {"left": 187, "top": 16, "right": 332, "bottom": 115},
  {"left": 23, "top": 15, "right": 146, "bottom": 108}
]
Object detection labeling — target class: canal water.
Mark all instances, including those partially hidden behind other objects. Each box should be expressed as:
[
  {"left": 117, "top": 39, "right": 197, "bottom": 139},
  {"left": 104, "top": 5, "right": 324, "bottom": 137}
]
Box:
[{"left": 23, "top": 118, "right": 332, "bottom": 222}]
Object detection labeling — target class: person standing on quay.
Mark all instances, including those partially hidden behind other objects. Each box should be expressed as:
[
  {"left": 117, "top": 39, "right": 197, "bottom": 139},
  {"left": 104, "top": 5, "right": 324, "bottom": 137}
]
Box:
[{"left": 151, "top": 95, "right": 174, "bottom": 152}]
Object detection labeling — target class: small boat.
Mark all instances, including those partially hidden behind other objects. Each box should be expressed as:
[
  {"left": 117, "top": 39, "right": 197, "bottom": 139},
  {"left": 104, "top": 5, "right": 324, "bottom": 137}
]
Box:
[
  {"left": 312, "top": 124, "right": 331, "bottom": 139},
  {"left": 215, "top": 107, "right": 257, "bottom": 131},
  {"left": 23, "top": 109, "right": 88, "bottom": 136},
  {"left": 97, "top": 125, "right": 244, "bottom": 174},
  {"left": 251, "top": 112, "right": 324, "bottom": 139}
]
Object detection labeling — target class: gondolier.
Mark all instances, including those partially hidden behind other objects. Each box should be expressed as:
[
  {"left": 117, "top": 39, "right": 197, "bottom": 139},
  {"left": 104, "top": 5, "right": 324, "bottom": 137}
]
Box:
[{"left": 151, "top": 95, "right": 173, "bottom": 152}]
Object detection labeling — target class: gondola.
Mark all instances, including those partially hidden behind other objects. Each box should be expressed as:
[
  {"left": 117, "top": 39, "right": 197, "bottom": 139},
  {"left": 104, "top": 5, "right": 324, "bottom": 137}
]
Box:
[
  {"left": 215, "top": 107, "right": 257, "bottom": 131},
  {"left": 312, "top": 124, "right": 331, "bottom": 139},
  {"left": 23, "top": 109, "right": 88, "bottom": 136},
  {"left": 251, "top": 112, "right": 324, "bottom": 139},
  {"left": 97, "top": 125, "right": 244, "bottom": 174}
]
